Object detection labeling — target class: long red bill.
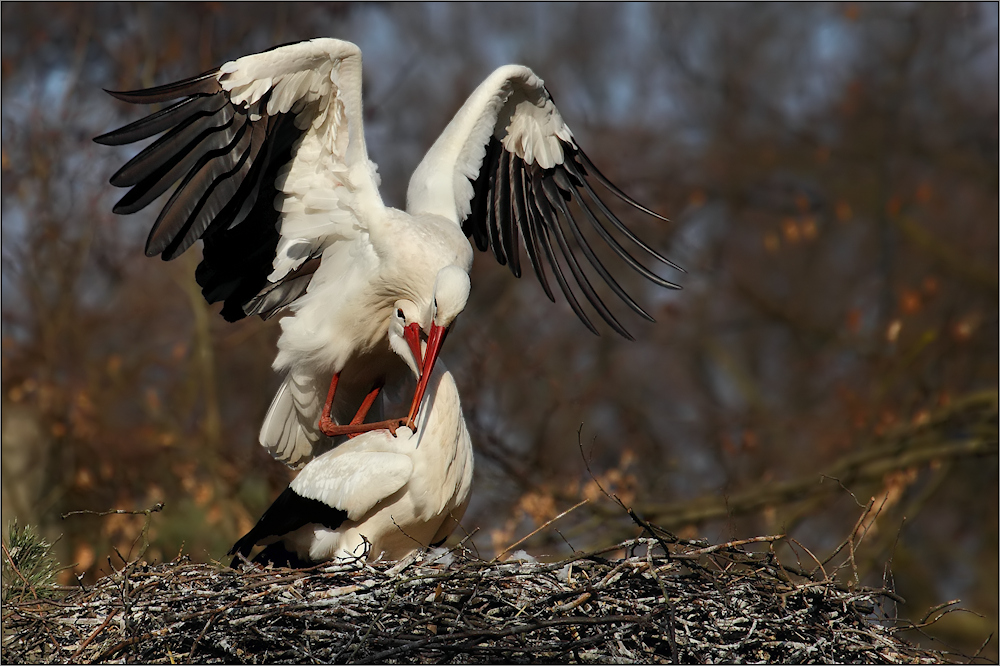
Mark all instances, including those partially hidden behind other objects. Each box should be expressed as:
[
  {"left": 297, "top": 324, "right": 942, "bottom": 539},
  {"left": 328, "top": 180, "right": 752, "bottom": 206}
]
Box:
[
  {"left": 406, "top": 321, "right": 448, "bottom": 428},
  {"left": 403, "top": 322, "right": 423, "bottom": 369}
]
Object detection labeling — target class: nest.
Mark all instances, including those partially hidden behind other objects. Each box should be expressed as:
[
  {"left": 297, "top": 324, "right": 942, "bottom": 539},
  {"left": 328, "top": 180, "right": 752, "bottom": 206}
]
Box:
[{"left": 2, "top": 531, "right": 945, "bottom": 665}]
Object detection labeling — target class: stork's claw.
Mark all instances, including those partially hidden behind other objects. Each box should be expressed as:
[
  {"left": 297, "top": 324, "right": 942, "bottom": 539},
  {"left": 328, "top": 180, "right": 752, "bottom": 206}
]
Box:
[
  {"left": 320, "top": 416, "right": 413, "bottom": 438},
  {"left": 386, "top": 418, "right": 411, "bottom": 437}
]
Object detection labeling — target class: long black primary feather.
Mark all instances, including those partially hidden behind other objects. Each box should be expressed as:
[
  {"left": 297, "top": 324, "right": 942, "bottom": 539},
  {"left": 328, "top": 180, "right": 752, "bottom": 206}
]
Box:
[
  {"left": 462, "top": 135, "right": 683, "bottom": 338},
  {"left": 104, "top": 69, "right": 221, "bottom": 104},
  {"left": 98, "top": 69, "right": 308, "bottom": 322}
]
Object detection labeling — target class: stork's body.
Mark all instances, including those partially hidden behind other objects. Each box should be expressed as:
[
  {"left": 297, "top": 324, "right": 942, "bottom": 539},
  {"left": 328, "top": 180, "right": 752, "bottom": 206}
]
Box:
[
  {"left": 230, "top": 309, "right": 473, "bottom": 565},
  {"left": 97, "top": 38, "right": 682, "bottom": 471},
  {"left": 263, "top": 208, "right": 471, "bottom": 466}
]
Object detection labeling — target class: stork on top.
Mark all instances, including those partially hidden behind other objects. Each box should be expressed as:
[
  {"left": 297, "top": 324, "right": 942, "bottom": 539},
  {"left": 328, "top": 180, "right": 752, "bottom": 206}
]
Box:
[{"left": 96, "top": 38, "right": 683, "bottom": 469}]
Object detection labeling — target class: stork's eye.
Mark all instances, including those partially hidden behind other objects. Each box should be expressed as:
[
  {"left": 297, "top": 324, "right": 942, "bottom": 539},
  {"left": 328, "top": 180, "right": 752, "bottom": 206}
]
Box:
[{"left": 396, "top": 308, "right": 405, "bottom": 320}]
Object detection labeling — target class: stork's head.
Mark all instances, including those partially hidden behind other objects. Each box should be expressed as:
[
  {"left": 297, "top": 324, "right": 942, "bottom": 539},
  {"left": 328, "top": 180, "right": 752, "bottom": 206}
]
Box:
[
  {"left": 389, "top": 265, "right": 470, "bottom": 373},
  {"left": 397, "top": 265, "right": 470, "bottom": 428},
  {"left": 420, "top": 266, "right": 470, "bottom": 378},
  {"left": 430, "top": 265, "right": 472, "bottom": 330},
  {"left": 389, "top": 300, "right": 424, "bottom": 378}
]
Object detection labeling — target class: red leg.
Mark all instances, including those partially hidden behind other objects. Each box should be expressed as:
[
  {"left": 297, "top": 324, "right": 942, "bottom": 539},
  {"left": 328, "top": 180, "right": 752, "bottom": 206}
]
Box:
[
  {"left": 346, "top": 380, "right": 384, "bottom": 439},
  {"left": 318, "top": 372, "right": 342, "bottom": 436},
  {"left": 319, "top": 374, "right": 406, "bottom": 438}
]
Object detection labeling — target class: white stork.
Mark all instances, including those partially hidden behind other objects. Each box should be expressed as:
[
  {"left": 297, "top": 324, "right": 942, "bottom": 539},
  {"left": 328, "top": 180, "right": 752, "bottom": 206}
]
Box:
[
  {"left": 96, "top": 38, "right": 682, "bottom": 470},
  {"left": 228, "top": 303, "right": 474, "bottom": 565}
]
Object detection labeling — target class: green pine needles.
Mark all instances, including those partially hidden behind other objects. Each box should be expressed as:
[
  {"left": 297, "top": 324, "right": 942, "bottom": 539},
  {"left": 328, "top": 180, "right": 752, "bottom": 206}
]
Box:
[{"left": 2, "top": 521, "right": 62, "bottom": 602}]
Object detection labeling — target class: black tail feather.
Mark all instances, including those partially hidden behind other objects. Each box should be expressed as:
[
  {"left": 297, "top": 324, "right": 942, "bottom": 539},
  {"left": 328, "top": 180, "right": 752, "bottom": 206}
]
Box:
[{"left": 228, "top": 487, "right": 348, "bottom": 568}]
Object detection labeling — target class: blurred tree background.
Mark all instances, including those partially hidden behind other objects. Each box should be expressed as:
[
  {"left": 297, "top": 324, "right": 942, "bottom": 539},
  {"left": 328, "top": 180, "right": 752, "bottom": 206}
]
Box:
[{"left": 2, "top": 2, "right": 996, "bottom": 659}]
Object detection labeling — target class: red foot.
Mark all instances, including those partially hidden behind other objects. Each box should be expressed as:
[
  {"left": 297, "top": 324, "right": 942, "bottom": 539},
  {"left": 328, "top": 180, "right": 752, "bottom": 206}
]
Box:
[
  {"left": 320, "top": 417, "right": 409, "bottom": 438},
  {"left": 317, "top": 373, "right": 409, "bottom": 437}
]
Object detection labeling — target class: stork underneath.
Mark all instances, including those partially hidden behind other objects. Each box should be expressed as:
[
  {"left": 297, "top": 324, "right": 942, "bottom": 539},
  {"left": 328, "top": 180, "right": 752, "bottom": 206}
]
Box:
[{"left": 229, "top": 304, "right": 473, "bottom": 566}]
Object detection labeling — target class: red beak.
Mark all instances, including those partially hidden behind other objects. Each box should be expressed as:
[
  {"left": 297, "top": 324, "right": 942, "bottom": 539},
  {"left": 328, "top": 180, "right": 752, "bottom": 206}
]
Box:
[
  {"left": 403, "top": 322, "right": 423, "bottom": 369},
  {"left": 406, "top": 321, "right": 448, "bottom": 429}
]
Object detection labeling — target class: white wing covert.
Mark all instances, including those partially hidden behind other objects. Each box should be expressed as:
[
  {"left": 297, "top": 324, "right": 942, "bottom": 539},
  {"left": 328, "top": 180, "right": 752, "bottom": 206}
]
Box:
[
  {"left": 95, "top": 38, "right": 383, "bottom": 322},
  {"left": 290, "top": 446, "right": 415, "bottom": 521},
  {"left": 406, "top": 65, "right": 684, "bottom": 340}
]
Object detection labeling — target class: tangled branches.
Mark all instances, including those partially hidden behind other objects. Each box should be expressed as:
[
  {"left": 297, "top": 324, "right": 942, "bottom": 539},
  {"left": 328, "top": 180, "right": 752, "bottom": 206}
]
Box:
[{"left": 2, "top": 535, "right": 945, "bottom": 664}]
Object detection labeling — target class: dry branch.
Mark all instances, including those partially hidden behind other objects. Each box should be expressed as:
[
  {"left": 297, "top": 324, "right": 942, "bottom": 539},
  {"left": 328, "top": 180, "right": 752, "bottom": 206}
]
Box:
[
  {"left": 2, "top": 536, "right": 946, "bottom": 664},
  {"left": 620, "top": 391, "right": 998, "bottom": 529}
]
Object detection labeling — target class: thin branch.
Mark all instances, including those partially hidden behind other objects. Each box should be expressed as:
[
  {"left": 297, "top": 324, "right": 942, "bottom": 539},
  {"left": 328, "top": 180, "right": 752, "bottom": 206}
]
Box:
[{"left": 493, "top": 499, "right": 589, "bottom": 562}]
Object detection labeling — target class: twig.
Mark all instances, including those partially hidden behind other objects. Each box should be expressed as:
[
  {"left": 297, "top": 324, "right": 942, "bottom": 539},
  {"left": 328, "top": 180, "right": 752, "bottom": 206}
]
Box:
[
  {"left": 820, "top": 474, "right": 866, "bottom": 508},
  {"left": 68, "top": 609, "right": 118, "bottom": 663},
  {"left": 188, "top": 611, "right": 217, "bottom": 662},
  {"left": 349, "top": 582, "right": 398, "bottom": 662},
  {"left": 576, "top": 425, "right": 678, "bottom": 559},
  {"left": 970, "top": 632, "right": 994, "bottom": 664},
  {"left": 493, "top": 499, "right": 589, "bottom": 562},
  {"left": 685, "top": 534, "right": 785, "bottom": 556},
  {"left": 788, "top": 538, "right": 829, "bottom": 583},
  {"left": 845, "top": 495, "right": 889, "bottom": 585},
  {"left": 554, "top": 529, "right": 578, "bottom": 554},
  {"left": 61, "top": 503, "right": 165, "bottom": 520},
  {"left": 823, "top": 497, "right": 876, "bottom": 567},
  {"left": 918, "top": 599, "right": 962, "bottom": 626},
  {"left": 646, "top": 543, "right": 679, "bottom": 664}
]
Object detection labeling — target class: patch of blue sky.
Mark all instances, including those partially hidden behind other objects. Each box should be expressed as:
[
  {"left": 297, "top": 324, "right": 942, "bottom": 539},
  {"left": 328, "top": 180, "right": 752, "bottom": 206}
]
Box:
[
  {"left": 967, "top": 3, "right": 999, "bottom": 84},
  {"left": 777, "top": 11, "right": 857, "bottom": 131}
]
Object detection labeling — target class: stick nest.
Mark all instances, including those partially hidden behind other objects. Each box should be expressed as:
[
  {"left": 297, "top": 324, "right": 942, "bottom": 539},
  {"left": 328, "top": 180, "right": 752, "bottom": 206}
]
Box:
[{"left": 3, "top": 536, "right": 944, "bottom": 664}]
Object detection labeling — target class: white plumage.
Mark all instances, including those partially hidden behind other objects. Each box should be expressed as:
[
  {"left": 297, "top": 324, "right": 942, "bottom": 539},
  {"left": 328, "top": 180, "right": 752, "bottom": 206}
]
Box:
[
  {"left": 229, "top": 306, "right": 474, "bottom": 564},
  {"left": 97, "top": 38, "right": 681, "bottom": 474}
]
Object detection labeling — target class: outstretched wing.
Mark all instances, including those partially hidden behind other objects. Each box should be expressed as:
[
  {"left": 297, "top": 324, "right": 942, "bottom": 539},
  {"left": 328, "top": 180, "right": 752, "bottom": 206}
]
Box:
[
  {"left": 95, "top": 38, "right": 383, "bottom": 321},
  {"left": 406, "top": 65, "right": 683, "bottom": 340}
]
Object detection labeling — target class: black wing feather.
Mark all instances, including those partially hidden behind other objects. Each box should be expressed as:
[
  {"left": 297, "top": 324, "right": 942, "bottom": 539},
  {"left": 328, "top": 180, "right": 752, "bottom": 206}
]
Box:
[
  {"left": 562, "top": 157, "right": 681, "bottom": 290},
  {"left": 538, "top": 174, "right": 632, "bottom": 340},
  {"left": 94, "top": 94, "right": 225, "bottom": 146},
  {"left": 97, "top": 70, "right": 308, "bottom": 322},
  {"left": 550, "top": 169, "right": 655, "bottom": 323},
  {"left": 572, "top": 148, "right": 684, "bottom": 273},
  {"left": 462, "top": 135, "right": 682, "bottom": 338},
  {"left": 197, "top": 112, "right": 304, "bottom": 321},
  {"left": 504, "top": 152, "right": 523, "bottom": 279},
  {"left": 153, "top": 113, "right": 254, "bottom": 260},
  {"left": 105, "top": 69, "right": 221, "bottom": 104},
  {"left": 512, "top": 157, "right": 555, "bottom": 302},
  {"left": 465, "top": 139, "right": 500, "bottom": 252},
  {"left": 495, "top": 150, "right": 519, "bottom": 276},
  {"left": 111, "top": 96, "right": 235, "bottom": 192},
  {"left": 525, "top": 175, "right": 598, "bottom": 335},
  {"left": 484, "top": 141, "right": 506, "bottom": 266}
]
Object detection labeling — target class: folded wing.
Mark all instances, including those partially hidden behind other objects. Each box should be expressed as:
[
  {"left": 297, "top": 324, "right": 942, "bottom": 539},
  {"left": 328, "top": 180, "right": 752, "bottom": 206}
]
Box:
[{"left": 290, "top": 447, "right": 415, "bottom": 521}]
